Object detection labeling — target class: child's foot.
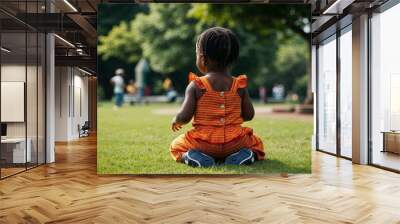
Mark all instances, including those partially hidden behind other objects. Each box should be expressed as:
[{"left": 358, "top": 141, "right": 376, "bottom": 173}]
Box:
[
  {"left": 224, "top": 148, "right": 255, "bottom": 165},
  {"left": 182, "top": 150, "right": 215, "bottom": 168}
]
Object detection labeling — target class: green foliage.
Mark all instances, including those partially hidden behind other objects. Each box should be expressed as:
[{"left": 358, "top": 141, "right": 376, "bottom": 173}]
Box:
[
  {"left": 189, "top": 4, "right": 310, "bottom": 41},
  {"left": 98, "top": 22, "right": 142, "bottom": 63},
  {"left": 153, "top": 79, "right": 165, "bottom": 95},
  {"left": 293, "top": 75, "right": 309, "bottom": 102},
  {"left": 273, "top": 35, "right": 309, "bottom": 98},
  {"left": 97, "top": 4, "right": 149, "bottom": 36},
  {"left": 98, "top": 4, "right": 310, "bottom": 99},
  {"left": 97, "top": 4, "right": 149, "bottom": 99},
  {"left": 97, "top": 85, "right": 105, "bottom": 101},
  {"left": 132, "top": 4, "right": 197, "bottom": 73}
]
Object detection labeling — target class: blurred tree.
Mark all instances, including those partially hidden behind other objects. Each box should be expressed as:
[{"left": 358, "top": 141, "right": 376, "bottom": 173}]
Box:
[
  {"left": 98, "top": 4, "right": 310, "bottom": 100},
  {"left": 98, "top": 21, "right": 142, "bottom": 63},
  {"left": 189, "top": 4, "right": 310, "bottom": 43},
  {"left": 97, "top": 4, "right": 149, "bottom": 99},
  {"left": 132, "top": 4, "right": 197, "bottom": 73},
  {"left": 98, "top": 4, "right": 198, "bottom": 93},
  {"left": 273, "top": 35, "right": 309, "bottom": 100},
  {"left": 97, "top": 4, "right": 148, "bottom": 36}
]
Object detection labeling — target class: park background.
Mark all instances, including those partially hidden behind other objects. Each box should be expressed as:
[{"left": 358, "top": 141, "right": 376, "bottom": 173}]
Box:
[{"left": 97, "top": 3, "right": 313, "bottom": 174}]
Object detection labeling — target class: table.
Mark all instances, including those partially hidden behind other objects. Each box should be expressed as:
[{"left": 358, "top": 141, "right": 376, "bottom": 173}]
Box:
[
  {"left": 1, "top": 138, "right": 31, "bottom": 163},
  {"left": 381, "top": 131, "right": 400, "bottom": 154}
]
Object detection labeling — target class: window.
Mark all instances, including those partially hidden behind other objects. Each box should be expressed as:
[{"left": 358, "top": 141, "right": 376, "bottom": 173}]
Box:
[
  {"left": 0, "top": 2, "right": 46, "bottom": 179},
  {"left": 339, "top": 26, "right": 352, "bottom": 158},
  {"left": 1, "top": 30, "right": 28, "bottom": 177},
  {"left": 370, "top": 3, "right": 400, "bottom": 171},
  {"left": 317, "top": 35, "right": 337, "bottom": 154}
]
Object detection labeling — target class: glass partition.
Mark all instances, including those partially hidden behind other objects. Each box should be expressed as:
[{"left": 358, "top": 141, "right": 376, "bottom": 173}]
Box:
[
  {"left": 27, "top": 30, "right": 38, "bottom": 169},
  {"left": 26, "top": 0, "right": 46, "bottom": 169},
  {"left": 1, "top": 30, "right": 28, "bottom": 177},
  {"left": 317, "top": 35, "right": 337, "bottom": 154},
  {"left": 38, "top": 32, "right": 45, "bottom": 165},
  {"left": 0, "top": 1, "right": 46, "bottom": 179},
  {"left": 339, "top": 26, "right": 352, "bottom": 158},
  {"left": 370, "top": 3, "right": 400, "bottom": 171}
]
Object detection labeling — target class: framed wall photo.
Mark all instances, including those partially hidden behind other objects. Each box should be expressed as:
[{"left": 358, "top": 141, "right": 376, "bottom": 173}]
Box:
[{"left": 97, "top": 3, "right": 312, "bottom": 175}]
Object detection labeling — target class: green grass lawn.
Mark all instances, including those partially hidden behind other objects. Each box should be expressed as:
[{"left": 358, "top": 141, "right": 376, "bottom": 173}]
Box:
[{"left": 98, "top": 102, "right": 312, "bottom": 174}]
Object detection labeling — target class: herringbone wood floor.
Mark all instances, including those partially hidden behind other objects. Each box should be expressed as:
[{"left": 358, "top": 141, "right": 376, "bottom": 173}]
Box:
[{"left": 1, "top": 135, "right": 400, "bottom": 224}]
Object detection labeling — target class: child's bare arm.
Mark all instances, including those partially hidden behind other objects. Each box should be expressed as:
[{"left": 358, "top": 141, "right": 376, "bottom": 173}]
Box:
[
  {"left": 171, "top": 82, "right": 197, "bottom": 131},
  {"left": 239, "top": 88, "right": 255, "bottom": 121}
]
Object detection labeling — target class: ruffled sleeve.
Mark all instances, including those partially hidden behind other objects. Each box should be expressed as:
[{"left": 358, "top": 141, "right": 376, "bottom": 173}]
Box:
[
  {"left": 236, "top": 75, "right": 248, "bottom": 89},
  {"left": 188, "top": 72, "right": 205, "bottom": 89},
  {"left": 188, "top": 72, "right": 197, "bottom": 82}
]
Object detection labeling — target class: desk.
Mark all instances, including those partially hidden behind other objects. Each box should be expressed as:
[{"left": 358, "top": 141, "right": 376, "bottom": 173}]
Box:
[
  {"left": 1, "top": 138, "right": 31, "bottom": 163},
  {"left": 381, "top": 131, "right": 400, "bottom": 154}
]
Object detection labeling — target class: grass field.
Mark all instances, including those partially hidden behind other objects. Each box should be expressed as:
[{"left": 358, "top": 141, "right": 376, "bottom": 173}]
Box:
[{"left": 98, "top": 102, "right": 312, "bottom": 174}]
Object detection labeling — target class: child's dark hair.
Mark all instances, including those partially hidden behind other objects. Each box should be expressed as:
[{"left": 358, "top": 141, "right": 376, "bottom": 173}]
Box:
[{"left": 196, "top": 27, "right": 239, "bottom": 69}]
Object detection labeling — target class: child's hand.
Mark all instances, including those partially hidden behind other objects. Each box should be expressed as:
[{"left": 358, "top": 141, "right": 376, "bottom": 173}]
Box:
[
  {"left": 172, "top": 122, "right": 182, "bottom": 132},
  {"left": 171, "top": 117, "right": 183, "bottom": 132}
]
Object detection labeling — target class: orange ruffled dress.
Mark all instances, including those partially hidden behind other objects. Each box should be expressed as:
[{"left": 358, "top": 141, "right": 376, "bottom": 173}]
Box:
[{"left": 169, "top": 73, "right": 265, "bottom": 162}]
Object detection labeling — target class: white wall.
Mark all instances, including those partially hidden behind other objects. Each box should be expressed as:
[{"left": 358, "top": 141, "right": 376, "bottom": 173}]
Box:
[
  {"left": 72, "top": 72, "right": 89, "bottom": 138},
  {"left": 1, "top": 64, "right": 26, "bottom": 142},
  {"left": 1, "top": 65, "right": 33, "bottom": 138},
  {"left": 55, "top": 66, "right": 69, "bottom": 141},
  {"left": 55, "top": 66, "right": 89, "bottom": 141},
  {"left": 1, "top": 62, "right": 47, "bottom": 164}
]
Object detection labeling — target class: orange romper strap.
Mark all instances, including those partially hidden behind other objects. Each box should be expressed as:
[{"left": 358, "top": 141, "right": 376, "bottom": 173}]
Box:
[
  {"left": 231, "top": 75, "right": 248, "bottom": 92},
  {"left": 198, "top": 76, "right": 213, "bottom": 92},
  {"left": 188, "top": 72, "right": 206, "bottom": 90}
]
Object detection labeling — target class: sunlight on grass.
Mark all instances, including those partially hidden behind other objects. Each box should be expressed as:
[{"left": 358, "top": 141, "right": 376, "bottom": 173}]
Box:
[{"left": 98, "top": 102, "right": 312, "bottom": 174}]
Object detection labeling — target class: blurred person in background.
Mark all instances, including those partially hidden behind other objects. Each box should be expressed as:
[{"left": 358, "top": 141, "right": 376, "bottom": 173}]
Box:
[
  {"left": 259, "top": 86, "right": 267, "bottom": 104},
  {"left": 163, "top": 78, "right": 177, "bottom": 103},
  {"left": 272, "top": 84, "right": 285, "bottom": 101},
  {"left": 126, "top": 79, "right": 137, "bottom": 105},
  {"left": 110, "top": 68, "right": 125, "bottom": 110}
]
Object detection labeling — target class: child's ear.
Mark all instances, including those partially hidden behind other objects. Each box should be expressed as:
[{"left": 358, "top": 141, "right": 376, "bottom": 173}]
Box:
[
  {"left": 200, "top": 55, "right": 207, "bottom": 66},
  {"left": 199, "top": 55, "right": 208, "bottom": 73}
]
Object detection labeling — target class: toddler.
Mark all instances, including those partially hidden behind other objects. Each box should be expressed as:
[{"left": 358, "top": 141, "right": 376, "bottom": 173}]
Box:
[{"left": 170, "top": 27, "right": 265, "bottom": 167}]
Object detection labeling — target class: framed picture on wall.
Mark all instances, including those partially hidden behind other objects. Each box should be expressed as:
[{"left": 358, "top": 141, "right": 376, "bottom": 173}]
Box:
[{"left": 1, "top": 81, "right": 25, "bottom": 122}]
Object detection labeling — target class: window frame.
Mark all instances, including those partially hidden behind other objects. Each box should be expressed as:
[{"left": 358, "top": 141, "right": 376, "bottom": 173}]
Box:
[
  {"left": 315, "top": 17, "right": 353, "bottom": 161},
  {"left": 367, "top": 0, "right": 400, "bottom": 173},
  {"left": 0, "top": 1, "right": 48, "bottom": 180}
]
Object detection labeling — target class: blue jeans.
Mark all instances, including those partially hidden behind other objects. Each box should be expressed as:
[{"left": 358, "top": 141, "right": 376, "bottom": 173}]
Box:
[{"left": 115, "top": 93, "right": 124, "bottom": 107}]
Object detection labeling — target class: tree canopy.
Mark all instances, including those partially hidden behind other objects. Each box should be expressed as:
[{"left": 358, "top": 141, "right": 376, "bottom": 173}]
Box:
[{"left": 98, "top": 4, "right": 310, "bottom": 99}]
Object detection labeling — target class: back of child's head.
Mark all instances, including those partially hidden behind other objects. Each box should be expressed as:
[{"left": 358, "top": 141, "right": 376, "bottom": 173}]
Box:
[{"left": 196, "top": 27, "right": 239, "bottom": 70}]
